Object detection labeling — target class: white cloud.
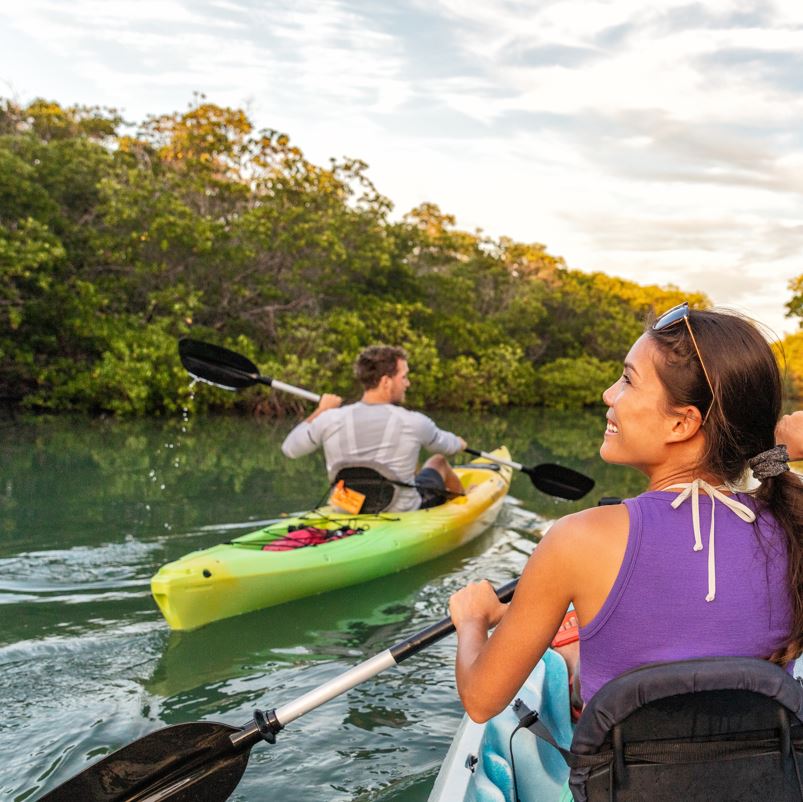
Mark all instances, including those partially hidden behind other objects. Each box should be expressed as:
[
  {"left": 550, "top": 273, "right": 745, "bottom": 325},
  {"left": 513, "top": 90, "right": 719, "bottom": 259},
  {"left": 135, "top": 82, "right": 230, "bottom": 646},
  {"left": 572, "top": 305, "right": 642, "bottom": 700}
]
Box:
[{"left": 0, "top": 0, "right": 801, "bottom": 337}]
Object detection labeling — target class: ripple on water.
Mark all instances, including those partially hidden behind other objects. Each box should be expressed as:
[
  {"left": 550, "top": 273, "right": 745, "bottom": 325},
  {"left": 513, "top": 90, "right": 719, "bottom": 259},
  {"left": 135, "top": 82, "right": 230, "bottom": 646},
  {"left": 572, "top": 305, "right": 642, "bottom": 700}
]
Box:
[
  {"left": 0, "top": 618, "right": 168, "bottom": 800},
  {"left": 0, "top": 536, "right": 161, "bottom": 589},
  {"left": 3, "top": 487, "right": 544, "bottom": 800}
]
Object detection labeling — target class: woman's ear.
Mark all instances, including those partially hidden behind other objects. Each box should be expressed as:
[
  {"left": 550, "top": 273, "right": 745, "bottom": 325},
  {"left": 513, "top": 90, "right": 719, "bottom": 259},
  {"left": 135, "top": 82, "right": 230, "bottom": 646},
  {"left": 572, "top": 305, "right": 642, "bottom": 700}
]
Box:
[{"left": 668, "top": 407, "right": 703, "bottom": 442}]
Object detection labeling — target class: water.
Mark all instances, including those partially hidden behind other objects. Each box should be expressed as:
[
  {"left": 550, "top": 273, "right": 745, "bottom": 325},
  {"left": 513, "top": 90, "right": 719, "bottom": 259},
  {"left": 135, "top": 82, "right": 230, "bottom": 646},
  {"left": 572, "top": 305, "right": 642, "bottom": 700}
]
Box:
[{"left": 0, "top": 408, "right": 643, "bottom": 801}]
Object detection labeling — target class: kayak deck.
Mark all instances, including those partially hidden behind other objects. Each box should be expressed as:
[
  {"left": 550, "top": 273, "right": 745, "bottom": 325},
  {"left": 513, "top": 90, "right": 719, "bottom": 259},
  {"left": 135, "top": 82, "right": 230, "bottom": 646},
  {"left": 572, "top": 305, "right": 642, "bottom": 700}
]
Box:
[{"left": 151, "top": 448, "right": 512, "bottom": 630}]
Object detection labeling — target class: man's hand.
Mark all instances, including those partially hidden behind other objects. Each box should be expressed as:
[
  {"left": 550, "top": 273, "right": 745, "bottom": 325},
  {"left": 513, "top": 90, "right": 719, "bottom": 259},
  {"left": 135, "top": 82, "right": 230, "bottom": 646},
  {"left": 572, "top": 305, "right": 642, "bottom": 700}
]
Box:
[
  {"left": 318, "top": 393, "right": 342, "bottom": 412},
  {"left": 306, "top": 393, "right": 342, "bottom": 423},
  {"left": 776, "top": 411, "right": 803, "bottom": 461}
]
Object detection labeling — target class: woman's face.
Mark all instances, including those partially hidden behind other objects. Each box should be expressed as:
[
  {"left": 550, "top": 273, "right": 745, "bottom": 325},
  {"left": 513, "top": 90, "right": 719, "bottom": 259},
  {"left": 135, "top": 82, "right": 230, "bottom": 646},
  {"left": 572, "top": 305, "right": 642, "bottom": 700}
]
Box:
[{"left": 600, "top": 334, "right": 676, "bottom": 471}]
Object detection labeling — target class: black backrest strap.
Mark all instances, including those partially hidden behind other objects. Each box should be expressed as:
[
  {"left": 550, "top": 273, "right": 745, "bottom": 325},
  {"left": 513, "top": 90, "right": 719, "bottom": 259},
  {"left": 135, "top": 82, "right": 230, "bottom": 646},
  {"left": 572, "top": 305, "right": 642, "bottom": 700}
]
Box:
[{"left": 514, "top": 700, "right": 608, "bottom": 770}]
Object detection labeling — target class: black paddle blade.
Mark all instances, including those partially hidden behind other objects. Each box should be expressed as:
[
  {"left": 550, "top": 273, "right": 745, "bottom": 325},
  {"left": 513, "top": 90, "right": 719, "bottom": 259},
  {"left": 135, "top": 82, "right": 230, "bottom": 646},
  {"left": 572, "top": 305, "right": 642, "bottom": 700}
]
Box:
[
  {"left": 178, "top": 338, "right": 260, "bottom": 391},
  {"left": 38, "top": 721, "right": 250, "bottom": 802},
  {"left": 526, "top": 463, "right": 595, "bottom": 500}
]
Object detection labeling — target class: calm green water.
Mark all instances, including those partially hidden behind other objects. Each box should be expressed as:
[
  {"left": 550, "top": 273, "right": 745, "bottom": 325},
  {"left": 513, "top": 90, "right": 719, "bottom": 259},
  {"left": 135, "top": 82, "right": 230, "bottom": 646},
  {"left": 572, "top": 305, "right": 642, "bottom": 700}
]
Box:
[{"left": 0, "top": 408, "right": 644, "bottom": 802}]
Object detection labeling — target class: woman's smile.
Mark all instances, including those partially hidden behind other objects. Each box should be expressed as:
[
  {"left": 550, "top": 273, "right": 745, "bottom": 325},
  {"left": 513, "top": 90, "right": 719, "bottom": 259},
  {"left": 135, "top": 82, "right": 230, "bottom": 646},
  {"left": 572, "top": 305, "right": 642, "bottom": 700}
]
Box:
[{"left": 599, "top": 334, "right": 672, "bottom": 470}]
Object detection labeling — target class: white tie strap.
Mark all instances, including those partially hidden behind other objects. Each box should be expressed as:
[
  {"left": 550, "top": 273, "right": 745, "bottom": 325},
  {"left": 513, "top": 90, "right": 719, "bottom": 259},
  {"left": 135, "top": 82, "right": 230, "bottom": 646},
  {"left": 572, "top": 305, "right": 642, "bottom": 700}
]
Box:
[{"left": 668, "top": 479, "right": 756, "bottom": 602}]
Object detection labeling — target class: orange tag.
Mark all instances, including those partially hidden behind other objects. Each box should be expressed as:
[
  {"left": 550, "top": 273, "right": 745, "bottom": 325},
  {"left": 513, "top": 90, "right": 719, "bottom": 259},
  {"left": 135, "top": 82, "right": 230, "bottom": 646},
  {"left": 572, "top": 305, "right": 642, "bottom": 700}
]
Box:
[{"left": 329, "top": 480, "right": 365, "bottom": 514}]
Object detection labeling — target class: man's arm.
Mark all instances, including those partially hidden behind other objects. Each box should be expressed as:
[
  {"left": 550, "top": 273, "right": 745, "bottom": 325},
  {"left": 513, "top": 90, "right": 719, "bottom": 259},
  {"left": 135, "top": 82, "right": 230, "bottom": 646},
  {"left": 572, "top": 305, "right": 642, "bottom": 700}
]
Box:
[
  {"left": 281, "top": 394, "right": 342, "bottom": 458},
  {"left": 305, "top": 393, "right": 342, "bottom": 424},
  {"left": 414, "top": 413, "right": 466, "bottom": 455},
  {"left": 776, "top": 411, "right": 803, "bottom": 461}
]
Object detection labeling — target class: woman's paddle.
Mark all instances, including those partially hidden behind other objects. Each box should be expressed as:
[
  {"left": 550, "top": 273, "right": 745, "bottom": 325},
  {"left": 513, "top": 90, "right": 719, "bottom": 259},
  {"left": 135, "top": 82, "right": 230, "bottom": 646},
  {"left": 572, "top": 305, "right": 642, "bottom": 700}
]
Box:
[
  {"left": 178, "top": 338, "right": 595, "bottom": 501},
  {"left": 39, "top": 578, "right": 520, "bottom": 802}
]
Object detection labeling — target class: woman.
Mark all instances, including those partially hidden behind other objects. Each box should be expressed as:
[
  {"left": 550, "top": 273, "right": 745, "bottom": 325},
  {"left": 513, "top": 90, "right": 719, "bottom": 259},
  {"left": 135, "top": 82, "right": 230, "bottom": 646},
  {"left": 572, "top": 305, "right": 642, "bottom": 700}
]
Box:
[{"left": 449, "top": 305, "right": 803, "bottom": 722}]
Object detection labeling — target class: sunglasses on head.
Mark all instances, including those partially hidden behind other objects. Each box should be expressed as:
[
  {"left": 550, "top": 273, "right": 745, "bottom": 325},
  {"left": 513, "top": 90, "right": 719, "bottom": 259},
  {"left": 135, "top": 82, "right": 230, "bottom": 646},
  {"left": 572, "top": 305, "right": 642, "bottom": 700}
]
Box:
[{"left": 652, "top": 302, "right": 715, "bottom": 425}]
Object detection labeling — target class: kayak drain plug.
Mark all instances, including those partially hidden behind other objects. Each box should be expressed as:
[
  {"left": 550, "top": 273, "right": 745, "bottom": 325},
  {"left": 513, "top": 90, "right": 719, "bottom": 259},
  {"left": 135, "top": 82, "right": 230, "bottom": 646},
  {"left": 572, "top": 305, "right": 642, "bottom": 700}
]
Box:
[{"left": 202, "top": 569, "right": 212, "bottom": 578}]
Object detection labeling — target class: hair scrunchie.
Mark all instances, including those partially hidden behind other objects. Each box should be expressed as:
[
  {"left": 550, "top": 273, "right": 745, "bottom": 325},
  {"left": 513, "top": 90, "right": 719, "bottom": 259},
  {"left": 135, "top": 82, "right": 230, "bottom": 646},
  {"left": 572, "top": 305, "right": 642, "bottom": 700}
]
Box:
[{"left": 748, "top": 444, "right": 790, "bottom": 481}]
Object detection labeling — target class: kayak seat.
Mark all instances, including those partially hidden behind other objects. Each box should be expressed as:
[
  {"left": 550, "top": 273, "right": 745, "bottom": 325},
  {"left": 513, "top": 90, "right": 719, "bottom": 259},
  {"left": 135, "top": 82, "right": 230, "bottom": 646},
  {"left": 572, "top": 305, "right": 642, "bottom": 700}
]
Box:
[
  {"left": 332, "top": 466, "right": 399, "bottom": 514},
  {"left": 527, "top": 657, "right": 803, "bottom": 802}
]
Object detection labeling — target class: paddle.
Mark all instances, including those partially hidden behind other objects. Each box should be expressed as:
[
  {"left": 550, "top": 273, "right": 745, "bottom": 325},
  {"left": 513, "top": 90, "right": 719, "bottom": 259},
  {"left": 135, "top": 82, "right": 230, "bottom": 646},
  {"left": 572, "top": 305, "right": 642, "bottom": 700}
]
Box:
[
  {"left": 464, "top": 448, "right": 594, "bottom": 501},
  {"left": 39, "top": 578, "right": 520, "bottom": 802},
  {"left": 179, "top": 337, "right": 320, "bottom": 402},
  {"left": 178, "top": 338, "right": 595, "bottom": 500}
]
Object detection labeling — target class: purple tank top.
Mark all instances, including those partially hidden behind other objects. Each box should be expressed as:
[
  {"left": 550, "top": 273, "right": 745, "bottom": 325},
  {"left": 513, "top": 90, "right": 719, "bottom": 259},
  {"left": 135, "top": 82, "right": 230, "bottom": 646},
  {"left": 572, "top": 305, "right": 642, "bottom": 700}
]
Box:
[{"left": 578, "top": 491, "right": 791, "bottom": 703}]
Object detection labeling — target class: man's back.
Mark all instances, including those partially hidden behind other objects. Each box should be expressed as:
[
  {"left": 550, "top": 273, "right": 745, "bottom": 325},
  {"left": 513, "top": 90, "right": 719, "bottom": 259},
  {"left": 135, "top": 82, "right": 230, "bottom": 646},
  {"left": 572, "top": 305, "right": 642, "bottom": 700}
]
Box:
[{"left": 281, "top": 402, "right": 462, "bottom": 511}]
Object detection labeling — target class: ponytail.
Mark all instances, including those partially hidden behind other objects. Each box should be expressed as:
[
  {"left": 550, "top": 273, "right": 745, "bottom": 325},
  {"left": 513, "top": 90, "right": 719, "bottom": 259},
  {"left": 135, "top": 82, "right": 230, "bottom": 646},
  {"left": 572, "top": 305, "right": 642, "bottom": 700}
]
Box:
[{"left": 757, "top": 470, "right": 803, "bottom": 665}]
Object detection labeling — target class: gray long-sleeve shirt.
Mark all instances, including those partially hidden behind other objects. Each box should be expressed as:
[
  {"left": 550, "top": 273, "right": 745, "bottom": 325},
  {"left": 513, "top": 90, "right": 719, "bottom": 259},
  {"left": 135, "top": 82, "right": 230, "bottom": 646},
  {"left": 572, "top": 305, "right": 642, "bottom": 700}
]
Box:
[{"left": 281, "top": 402, "right": 463, "bottom": 512}]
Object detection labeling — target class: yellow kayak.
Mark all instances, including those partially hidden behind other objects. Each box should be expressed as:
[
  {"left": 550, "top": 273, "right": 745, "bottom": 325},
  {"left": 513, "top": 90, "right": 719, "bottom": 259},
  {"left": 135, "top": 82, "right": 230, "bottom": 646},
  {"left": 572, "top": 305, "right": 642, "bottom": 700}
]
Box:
[{"left": 151, "top": 447, "right": 512, "bottom": 630}]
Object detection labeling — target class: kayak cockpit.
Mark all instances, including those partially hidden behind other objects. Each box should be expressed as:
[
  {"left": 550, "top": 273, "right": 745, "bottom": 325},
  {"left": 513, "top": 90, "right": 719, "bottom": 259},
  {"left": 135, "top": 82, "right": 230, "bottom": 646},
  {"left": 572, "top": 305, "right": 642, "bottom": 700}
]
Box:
[{"left": 431, "top": 652, "right": 803, "bottom": 802}]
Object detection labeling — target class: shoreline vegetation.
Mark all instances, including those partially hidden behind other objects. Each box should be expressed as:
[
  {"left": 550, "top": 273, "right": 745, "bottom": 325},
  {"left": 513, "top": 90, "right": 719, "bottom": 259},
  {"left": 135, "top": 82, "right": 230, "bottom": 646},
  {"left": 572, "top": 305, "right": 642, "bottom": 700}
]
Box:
[{"left": 2, "top": 97, "right": 801, "bottom": 416}]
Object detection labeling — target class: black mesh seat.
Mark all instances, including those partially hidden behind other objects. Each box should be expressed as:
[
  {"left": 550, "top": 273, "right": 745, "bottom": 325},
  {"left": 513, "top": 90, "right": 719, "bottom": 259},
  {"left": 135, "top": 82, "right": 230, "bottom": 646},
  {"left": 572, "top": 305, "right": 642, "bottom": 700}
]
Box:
[{"left": 332, "top": 466, "right": 398, "bottom": 514}]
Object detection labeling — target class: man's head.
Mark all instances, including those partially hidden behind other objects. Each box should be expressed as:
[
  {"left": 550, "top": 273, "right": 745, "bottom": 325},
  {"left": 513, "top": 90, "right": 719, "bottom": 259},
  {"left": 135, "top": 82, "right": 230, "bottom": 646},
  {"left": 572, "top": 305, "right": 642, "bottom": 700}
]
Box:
[{"left": 354, "top": 345, "right": 410, "bottom": 403}]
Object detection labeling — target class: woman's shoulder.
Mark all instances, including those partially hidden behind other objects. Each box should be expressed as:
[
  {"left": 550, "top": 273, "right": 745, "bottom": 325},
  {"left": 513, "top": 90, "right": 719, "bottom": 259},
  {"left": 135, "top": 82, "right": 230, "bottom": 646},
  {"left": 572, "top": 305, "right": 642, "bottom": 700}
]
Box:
[
  {"left": 532, "top": 503, "right": 631, "bottom": 613},
  {"left": 541, "top": 502, "right": 630, "bottom": 560}
]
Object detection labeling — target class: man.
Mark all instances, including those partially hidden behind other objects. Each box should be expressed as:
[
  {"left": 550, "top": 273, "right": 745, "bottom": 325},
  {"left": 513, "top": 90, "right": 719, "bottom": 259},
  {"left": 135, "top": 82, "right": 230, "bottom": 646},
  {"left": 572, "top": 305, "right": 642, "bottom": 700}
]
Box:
[{"left": 281, "top": 345, "right": 466, "bottom": 512}]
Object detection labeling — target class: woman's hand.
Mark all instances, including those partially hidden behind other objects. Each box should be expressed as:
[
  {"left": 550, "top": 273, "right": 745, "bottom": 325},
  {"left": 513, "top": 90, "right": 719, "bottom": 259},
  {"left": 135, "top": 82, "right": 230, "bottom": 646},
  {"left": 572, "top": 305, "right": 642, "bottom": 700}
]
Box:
[{"left": 449, "top": 580, "right": 508, "bottom": 631}]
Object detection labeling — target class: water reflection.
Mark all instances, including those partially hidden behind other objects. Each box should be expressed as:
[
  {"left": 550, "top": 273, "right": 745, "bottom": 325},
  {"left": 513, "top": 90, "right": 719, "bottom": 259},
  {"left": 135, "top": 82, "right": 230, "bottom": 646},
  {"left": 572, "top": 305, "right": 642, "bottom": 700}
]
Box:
[{"left": 0, "top": 407, "right": 644, "bottom": 801}]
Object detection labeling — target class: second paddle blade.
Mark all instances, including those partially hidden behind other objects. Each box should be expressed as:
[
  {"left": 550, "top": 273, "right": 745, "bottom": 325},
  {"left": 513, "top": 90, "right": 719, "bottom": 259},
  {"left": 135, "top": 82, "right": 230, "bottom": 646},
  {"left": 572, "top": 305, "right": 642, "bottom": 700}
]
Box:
[
  {"left": 38, "top": 721, "right": 249, "bottom": 802},
  {"left": 179, "top": 338, "right": 259, "bottom": 390},
  {"left": 528, "top": 463, "right": 595, "bottom": 500}
]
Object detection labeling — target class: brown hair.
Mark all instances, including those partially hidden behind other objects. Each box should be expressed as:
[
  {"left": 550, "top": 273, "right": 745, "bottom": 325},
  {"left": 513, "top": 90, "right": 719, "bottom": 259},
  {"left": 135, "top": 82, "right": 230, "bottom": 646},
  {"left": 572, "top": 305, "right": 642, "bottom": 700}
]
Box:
[
  {"left": 354, "top": 345, "right": 408, "bottom": 390},
  {"left": 647, "top": 309, "right": 803, "bottom": 664}
]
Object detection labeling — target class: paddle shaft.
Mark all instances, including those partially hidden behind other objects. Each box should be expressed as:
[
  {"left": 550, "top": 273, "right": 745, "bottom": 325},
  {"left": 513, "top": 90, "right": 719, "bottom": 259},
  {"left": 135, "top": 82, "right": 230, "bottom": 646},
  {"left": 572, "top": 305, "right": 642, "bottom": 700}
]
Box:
[
  {"left": 216, "top": 370, "right": 321, "bottom": 403},
  {"left": 230, "top": 577, "right": 520, "bottom": 749},
  {"left": 269, "top": 378, "right": 320, "bottom": 403},
  {"left": 465, "top": 447, "right": 524, "bottom": 472}
]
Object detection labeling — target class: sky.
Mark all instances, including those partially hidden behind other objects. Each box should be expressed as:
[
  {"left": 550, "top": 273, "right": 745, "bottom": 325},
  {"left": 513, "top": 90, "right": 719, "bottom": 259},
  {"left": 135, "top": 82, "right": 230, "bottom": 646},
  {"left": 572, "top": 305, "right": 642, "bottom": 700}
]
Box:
[{"left": 1, "top": 0, "right": 802, "bottom": 337}]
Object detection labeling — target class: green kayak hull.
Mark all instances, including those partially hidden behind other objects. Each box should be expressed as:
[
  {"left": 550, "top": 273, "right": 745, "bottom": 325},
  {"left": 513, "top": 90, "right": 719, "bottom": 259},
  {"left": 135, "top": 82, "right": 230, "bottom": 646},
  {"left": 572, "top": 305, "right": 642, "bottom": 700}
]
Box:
[{"left": 151, "top": 447, "right": 512, "bottom": 630}]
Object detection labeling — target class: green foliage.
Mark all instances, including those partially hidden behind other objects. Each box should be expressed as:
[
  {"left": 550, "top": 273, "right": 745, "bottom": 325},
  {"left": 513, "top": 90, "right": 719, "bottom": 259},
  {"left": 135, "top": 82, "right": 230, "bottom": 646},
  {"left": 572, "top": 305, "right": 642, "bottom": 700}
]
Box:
[
  {"left": 777, "top": 331, "right": 803, "bottom": 400},
  {"left": 436, "top": 345, "right": 538, "bottom": 408},
  {"left": 37, "top": 320, "right": 192, "bottom": 416},
  {"left": 788, "top": 275, "right": 803, "bottom": 325},
  {"left": 1, "top": 95, "right": 710, "bottom": 415},
  {"left": 535, "top": 357, "right": 622, "bottom": 409},
  {"left": 777, "top": 274, "right": 803, "bottom": 400}
]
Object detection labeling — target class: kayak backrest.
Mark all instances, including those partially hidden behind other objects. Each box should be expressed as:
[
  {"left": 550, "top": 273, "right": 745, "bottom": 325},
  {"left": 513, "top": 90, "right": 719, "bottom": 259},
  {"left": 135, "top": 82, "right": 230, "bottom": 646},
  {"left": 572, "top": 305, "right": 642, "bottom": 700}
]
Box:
[
  {"left": 569, "top": 657, "right": 803, "bottom": 802},
  {"left": 332, "top": 465, "right": 399, "bottom": 514}
]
